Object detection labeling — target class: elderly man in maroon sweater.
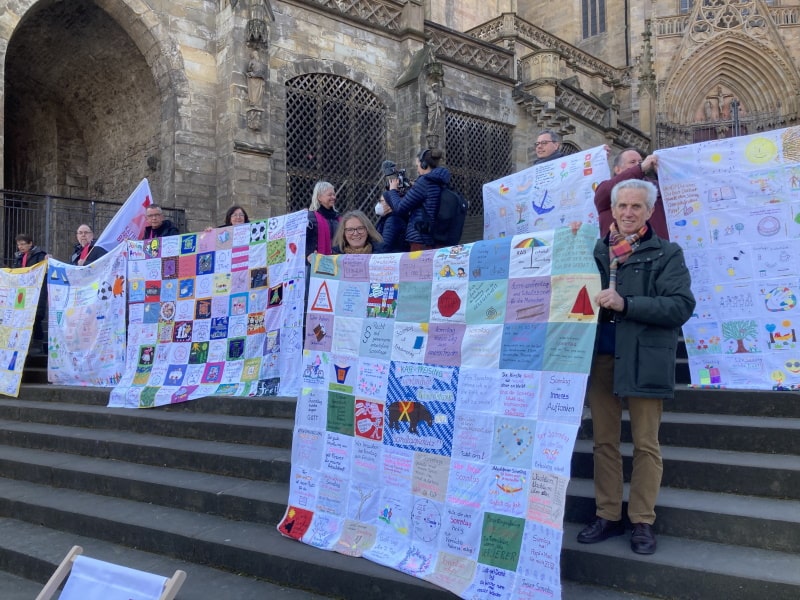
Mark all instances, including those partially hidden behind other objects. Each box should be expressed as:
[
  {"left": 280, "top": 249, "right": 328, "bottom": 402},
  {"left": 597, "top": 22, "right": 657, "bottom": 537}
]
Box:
[{"left": 595, "top": 148, "right": 669, "bottom": 239}]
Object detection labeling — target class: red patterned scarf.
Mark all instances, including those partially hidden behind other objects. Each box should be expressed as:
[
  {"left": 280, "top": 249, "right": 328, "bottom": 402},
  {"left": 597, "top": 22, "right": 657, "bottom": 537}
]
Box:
[{"left": 608, "top": 222, "right": 648, "bottom": 290}]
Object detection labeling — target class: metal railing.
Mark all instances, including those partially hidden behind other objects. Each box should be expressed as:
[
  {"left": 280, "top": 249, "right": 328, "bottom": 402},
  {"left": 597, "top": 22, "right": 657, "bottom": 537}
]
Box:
[{"left": 2, "top": 190, "right": 186, "bottom": 267}]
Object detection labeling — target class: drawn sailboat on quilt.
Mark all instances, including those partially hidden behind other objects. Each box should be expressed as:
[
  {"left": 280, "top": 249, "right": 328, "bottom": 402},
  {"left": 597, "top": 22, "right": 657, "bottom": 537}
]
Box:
[{"left": 568, "top": 285, "right": 595, "bottom": 320}]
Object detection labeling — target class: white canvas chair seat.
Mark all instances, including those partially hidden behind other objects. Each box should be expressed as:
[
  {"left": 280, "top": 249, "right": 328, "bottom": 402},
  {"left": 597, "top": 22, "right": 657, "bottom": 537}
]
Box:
[{"left": 36, "top": 546, "right": 186, "bottom": 600}]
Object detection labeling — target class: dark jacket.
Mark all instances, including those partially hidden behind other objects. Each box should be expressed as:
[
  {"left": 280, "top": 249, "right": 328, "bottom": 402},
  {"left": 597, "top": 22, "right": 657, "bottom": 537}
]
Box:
[
  {"left": 71, "top": 241, "right": 108, "bottom": 266},
  {"left": 13, "top": 246, "right": 47, "bottom": 268},
  {"left": 142, "top": 219, "right": 180, "bottom": 239},
  {"left": 306, "top": 206, "right": 340, "bottom": 257},
  {"left": 594, "top": 165, "right": 669, "bottom": 239},
  {"left": 375, "top": 213, "right": 409, "bottom": 253},
  {"left": 594, "top": 228, "right": 695, "bottom": 399},
  {"left": 533, "top": 150, "right": 566, "bottom": 165},
  {"left": 382, "top": 166, "right": 451, "bottom": 247}
]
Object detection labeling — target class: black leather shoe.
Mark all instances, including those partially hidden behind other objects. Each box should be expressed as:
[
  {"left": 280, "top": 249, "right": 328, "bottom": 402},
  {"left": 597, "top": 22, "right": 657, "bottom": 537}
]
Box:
[
  {"left": 577, "top": 517, "right": 625, "bottom": 544},
  {"left": 630, "top": 522, "right": 657, "bottom": 555}
]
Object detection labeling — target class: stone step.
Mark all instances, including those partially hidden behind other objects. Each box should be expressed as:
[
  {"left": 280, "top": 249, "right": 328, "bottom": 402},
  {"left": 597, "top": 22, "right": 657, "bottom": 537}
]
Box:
[
  {"left": 579, "top": 410, "right": 800, "bottom": 455},
  {"left": 0, "top": 517, "right": 336, "bottom": 599},
  {"left": 659, "top": 411, "right": 800, "bottom": 455},
  {"left": 0, "top": 444, "right": 288, "bottom": 525},
  {"left": 571, "top": 439, "right": 800, "bottom": 500},
  {"left": 0, "top": 518, "right": 656, "bottom": 600},
  {"left": 560, "top": 522, "right": 800, "bottom": 600},
  {"left": 0, "top": 476, "right": 455, "bottom": 600},
  {"left": 15, "top": 384, "right": 300, "bottom": 418},
  {"left": 672, "top": 387, "right": 800, "bottom": 418},
  {"left": 566, "top": 477, "right": 800, "bottom": 554},
  {"left": 0, "top": 399, "right": 294, "bottom": 448},
  {"left": 0, "top": 419, "right": 292, "bottom": 481}
]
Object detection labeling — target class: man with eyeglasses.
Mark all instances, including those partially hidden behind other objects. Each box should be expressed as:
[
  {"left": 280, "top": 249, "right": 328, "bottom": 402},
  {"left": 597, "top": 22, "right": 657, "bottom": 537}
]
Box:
[
  {"left": 533, "top": 129, "right": 566, "bottom": 165},
  {"left": 141, "top": 204, "right": 180, "bottom": 239},
  {"left": 71, "top": 224, "right": 107, "bottom": 266}
]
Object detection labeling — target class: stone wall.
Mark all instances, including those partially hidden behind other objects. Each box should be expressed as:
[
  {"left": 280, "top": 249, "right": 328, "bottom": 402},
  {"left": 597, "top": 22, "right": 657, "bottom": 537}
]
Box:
[{"left": 1, "top": 0, "right": 666, "bottom": 241}]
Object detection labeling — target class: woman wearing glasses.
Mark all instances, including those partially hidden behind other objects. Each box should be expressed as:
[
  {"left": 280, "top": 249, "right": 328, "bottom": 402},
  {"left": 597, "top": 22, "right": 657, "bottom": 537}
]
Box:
[{"left": 331, "top": 210, "right": 385, "bottom": 254}]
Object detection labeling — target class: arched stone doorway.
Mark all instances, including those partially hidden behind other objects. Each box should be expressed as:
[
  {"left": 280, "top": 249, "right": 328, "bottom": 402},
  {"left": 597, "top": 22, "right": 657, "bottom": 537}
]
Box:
[
  {"left": 655, "top": 1, "right": 800, "bottom": 148},
  {"left": 4, "top": 0, "right": 170, "bottom": 200}
]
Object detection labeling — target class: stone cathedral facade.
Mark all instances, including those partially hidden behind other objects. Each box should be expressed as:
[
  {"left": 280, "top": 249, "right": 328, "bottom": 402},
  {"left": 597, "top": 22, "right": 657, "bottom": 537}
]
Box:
[{"left": 1, "top": 0, "right": 798, "bottom": 240}]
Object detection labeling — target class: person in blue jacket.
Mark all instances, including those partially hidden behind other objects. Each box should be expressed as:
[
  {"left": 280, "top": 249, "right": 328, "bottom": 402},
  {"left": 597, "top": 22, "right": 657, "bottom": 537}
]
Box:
[
  {"left": 373, "top": 198, "right": 409, "bottom": 253},
  {"left": 381, "top": 148, "right": 450, "bottom": 251}
]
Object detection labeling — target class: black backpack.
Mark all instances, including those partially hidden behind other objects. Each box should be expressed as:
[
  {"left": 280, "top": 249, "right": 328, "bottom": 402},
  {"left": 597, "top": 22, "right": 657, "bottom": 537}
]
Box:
[{"left": 432, "top": 184, "right": 468, "bottom": 246}]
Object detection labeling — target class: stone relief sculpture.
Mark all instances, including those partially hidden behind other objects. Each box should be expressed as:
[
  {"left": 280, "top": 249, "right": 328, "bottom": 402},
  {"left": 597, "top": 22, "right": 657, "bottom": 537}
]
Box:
[
  {"left": 426, "top": 80, "right": 444, "bottom": 137},
  {"left": 246, "top": 50, "right": 267, "bottom": 107},
  {"left": 424, "top": 63, "right": 445, "bottom": 148},
  {"left": 246, "top": 50, "right": 267, "bottom": 130}
]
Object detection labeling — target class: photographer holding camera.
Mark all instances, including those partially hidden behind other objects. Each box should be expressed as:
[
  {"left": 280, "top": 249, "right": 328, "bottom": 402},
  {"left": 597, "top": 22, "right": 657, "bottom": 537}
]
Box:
[
  {"left": 380, "top": 148, "right": 451, "bottom": 251},
  {"left": 374, "top": 161, "right": 410, "bottom": 253}
]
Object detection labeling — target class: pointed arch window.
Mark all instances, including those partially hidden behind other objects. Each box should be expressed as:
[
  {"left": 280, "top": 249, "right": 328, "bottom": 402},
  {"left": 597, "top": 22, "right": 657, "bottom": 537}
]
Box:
[{"left": 582, "top": 0, "right": 606, "bottom": 38}]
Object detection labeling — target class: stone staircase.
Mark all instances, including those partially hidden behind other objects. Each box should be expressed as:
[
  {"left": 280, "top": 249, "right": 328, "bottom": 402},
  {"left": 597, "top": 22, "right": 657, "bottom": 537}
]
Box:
[
  {"left": 565, "top": 387, "right": 800, "bottom": 598},
  {"left": 1, "top": 360, "right": 799, "bottom": 598}
]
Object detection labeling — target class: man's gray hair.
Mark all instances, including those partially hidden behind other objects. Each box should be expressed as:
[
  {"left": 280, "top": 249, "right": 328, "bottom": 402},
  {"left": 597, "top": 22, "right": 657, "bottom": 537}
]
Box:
[
  {"left": 610, "top": 179, "right": 657, "bottom": 211},
  {"left": 538, "top": 129, "right": 561, "bottom": 144}
]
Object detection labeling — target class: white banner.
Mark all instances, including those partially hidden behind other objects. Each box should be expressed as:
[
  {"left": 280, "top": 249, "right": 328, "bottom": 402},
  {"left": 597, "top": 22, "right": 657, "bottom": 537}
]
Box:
[
  {"left": 482, "top": 146, "right": 610, "bottom": 239},
  {"left": 0, "top": 261, "right": 47, "bottom": 397},
  {"left": 95, "top": 178, "right": 153, "bottom": 252},
  {"left": 657, "top": 125, "right": 800, "bottom": 389},
  {"left": 47, "top": 245, "right": 128, "bottom": 386}
]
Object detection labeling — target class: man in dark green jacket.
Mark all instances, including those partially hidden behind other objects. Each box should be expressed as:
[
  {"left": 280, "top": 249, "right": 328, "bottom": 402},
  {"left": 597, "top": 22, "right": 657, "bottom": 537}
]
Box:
[{"left": 577, "top": 179, "right": 695, "bottom": 555}]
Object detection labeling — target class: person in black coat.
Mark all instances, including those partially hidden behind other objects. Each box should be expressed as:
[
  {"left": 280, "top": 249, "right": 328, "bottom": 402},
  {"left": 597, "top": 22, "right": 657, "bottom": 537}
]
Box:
[
  {"left": 381, "top": 148, "right": 451, "bottom": 251},
  {"left": 374, "top": 199, "right": 409, "bottom": 253},
  {"left": 13, "top": 234, "right": 47, "bottom": 269},
  {"left": 306, "top": 181, "right": 340, "bottom": 259},
  {"left": 71, "top": 224, "right": 108, "bottom": 266},
  {"left": 205, "top": 205, "right": 250, "bottom": 232},
  {"left": 13, "top": 233, "right": 48, "bottom": 353},
  {"left": 141, "top": 204, "right": 180, "bottom": 239}
]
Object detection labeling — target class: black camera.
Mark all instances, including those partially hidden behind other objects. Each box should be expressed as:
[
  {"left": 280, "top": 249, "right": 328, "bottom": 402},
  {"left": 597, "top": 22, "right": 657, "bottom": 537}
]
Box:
[{"left": 382, "top": 160, "right": 411, "bottom": 195}]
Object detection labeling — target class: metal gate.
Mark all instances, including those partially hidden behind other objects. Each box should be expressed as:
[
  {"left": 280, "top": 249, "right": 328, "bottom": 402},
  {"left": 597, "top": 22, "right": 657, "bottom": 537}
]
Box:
[{"left": 2, "top": 190, "right": 186, "bottom": 267}]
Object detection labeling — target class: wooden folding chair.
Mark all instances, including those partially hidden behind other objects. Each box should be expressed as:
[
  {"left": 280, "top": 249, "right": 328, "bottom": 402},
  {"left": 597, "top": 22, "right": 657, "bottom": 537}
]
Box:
[{"left": 36, "top": 545, "right": 187, "bottom": 600}]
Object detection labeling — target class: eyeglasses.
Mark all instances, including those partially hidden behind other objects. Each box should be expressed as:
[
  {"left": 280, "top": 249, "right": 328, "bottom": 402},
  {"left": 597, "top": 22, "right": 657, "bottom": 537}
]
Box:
[
  {"left": 534, "top": 140, "right": 555, "bottom": 147},
  {"left": 344, "top": 226, "right": 367, "bottom": 234},
  {"left": 77, "top": 230, "right": 92, "bottom": 235}
]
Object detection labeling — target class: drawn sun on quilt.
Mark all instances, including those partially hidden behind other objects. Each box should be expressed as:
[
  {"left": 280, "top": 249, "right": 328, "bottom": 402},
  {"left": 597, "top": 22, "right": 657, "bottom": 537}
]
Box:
[{"left": 495, "top": 424, "right": 533, "bottom": 462}]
